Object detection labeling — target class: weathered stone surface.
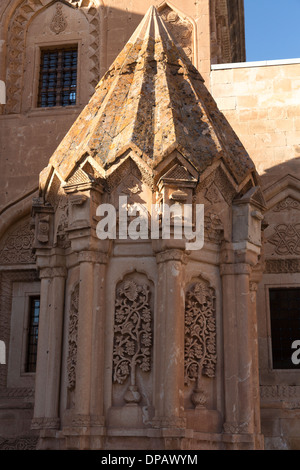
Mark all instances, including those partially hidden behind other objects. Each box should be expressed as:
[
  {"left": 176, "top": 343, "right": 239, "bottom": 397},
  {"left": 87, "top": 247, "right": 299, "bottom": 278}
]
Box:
[{"left": 40, "top": 6, "right": 255, "bottom": 192}]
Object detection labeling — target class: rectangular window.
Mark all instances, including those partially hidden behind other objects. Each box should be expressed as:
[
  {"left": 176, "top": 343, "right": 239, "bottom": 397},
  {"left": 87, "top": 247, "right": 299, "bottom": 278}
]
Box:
[
  {"left": 26, "top": 296, "right": 40, "bottom": 373},
  {"left": 38, "top": 46, "right": 78, "bottom": 108},
  {"left": 269, "top": 287, "right": 300, "bottom": 369}
]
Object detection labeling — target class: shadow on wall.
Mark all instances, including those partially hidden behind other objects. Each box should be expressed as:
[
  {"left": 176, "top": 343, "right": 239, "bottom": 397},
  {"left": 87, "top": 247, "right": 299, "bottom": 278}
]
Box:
[{"left": 260, "top": 156, "right": 300, "bottom": 191}]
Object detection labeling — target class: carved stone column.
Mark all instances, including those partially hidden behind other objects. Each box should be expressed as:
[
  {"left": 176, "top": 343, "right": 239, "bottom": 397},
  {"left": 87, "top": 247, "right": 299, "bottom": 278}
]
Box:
[
  {"left": 32, "top": 265, "right": 67, "bottom": 433},
  {"left": 221, "top": 259, "right": 263, "bottom": 448},
  {"left": 72, "top": 251, "right": 107, "bottom": 441},
  {"left": 32, "top": 267, "right": 52, "bottom": 427},
  {"left": 153, "top": 248, "right": 187, "bottom": 429}
]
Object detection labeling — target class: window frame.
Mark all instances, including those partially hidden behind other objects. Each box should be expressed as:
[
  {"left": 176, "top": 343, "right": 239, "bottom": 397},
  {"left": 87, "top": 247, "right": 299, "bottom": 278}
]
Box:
[
  {"left": 32, "top": 39, "right": 81, "bottom": 111},
  {"left": 266, "top": 282, "right": 300, "bottom": 372},
  {"left": 37, "top": 44, "right": 79, "bottom": 109},
  {"left": 269, "top": 286, "right": 300, "bottom": 370},
  {"left": 25, "top": 295, "right": 40, "bottom": 373},
  {"left": 7, "top": 281, "right": 41, "bottom": 388}
]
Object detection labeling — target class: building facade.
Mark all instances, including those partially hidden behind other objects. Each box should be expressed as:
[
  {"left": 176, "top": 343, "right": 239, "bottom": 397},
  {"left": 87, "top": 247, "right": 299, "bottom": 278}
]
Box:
[{"left": 0, "top": 0, "right": 300, "bottom": 450}]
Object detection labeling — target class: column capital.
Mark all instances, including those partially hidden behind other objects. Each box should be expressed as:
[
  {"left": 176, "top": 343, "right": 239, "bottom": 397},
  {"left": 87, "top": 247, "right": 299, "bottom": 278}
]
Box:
[
  {"left": 78, "top": 250, "right": 108, "bottom": 264},
  {"left": 155, "top": 248, "right": 188, "bottom": 265},
  {"left": 39, "top": 266, "right": 67, "bottom": 279},
  {"left": 220, "top": 263, "right": 252, "bottom": 276}
]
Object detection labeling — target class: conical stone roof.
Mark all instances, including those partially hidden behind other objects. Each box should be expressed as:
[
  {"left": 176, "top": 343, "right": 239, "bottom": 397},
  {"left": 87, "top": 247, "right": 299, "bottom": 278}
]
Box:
[{"left": 40, "top": 6, "right": 256, "bottom": 190}]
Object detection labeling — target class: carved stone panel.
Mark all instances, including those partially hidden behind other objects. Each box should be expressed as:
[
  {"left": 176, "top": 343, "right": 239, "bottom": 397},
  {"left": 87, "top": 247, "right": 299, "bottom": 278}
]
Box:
[
  {"left": 67, "top": 284, "right": 79, "bottom": 392},
  {"left": 159, "top": 5, "right": 194, "bottom": 63},
  {"left": 268, "top": 224, "right": 300, "bottom": 256},
  {"left": 0, "top": 220, "right": 35, "bottom": 265},
  {"left": 264, "top": 194, "right": 300, "bottom": 259},
  {"left": 50, "top": 3, "right": 67, "bottom": 35},
  {"left": 113, "top": 278, "right": 153, "bottom": 405},
  {"left": 184, "top": 279, "right": 217, "bottom": 408}
]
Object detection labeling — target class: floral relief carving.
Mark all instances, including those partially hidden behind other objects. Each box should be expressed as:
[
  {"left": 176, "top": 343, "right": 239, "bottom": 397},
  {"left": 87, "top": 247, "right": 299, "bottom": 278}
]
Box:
[
  {"left": 67, "top": 284, "right": 79, "bottom": 391},
  {"left": 268, "top": 223, "right": 300, "bottom": 256},
  {"left": 50, "top": 3, "right": 67, "bottom": 35},
  {"left": 0, "top": 221, "right": 35, "bottom": 265},
  {"left": 184, "top": 280, "right": 217, "bottom": 408},
  {"left": 113, "top": 280, "right": 152, "bottom": 404}
]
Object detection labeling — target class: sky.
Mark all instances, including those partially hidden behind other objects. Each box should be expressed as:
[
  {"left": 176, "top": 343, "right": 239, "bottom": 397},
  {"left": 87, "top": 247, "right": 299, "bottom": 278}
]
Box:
[{"left": 244, "top": 0, "right": 300, "bottom": 62}]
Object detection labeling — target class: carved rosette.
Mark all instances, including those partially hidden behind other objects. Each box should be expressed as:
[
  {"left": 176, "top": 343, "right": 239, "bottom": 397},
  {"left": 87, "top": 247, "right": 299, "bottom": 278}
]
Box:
[
  {"left": 184, "top": 280, "right": 217, "bottom": 408},
  {"left": 113, "top": 280, "right": 152, "bottom": 403},
  {"left": 67, "top": 284, "right": 79, "bottom": 391}
]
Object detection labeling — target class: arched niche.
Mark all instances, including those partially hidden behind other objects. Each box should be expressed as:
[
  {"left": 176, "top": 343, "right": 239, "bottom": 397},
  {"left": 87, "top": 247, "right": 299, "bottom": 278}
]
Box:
[{"left": 5, "top": 0, "right": 101, "bottom": 114}]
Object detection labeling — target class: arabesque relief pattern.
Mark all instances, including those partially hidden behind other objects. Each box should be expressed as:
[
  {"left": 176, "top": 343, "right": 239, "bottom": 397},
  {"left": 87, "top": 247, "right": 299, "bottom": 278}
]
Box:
[
  {"left": 0, "top": 220, "right": 35, "bottom": 265},
  {"left": 113, "top": 280, "right": 152, "bottom": 403},
  {"left": 67, "top": 284, "right": 79, "bottom": 391},
  {"left": 184, "top": 280, "right": 217, "bottom": 383}
]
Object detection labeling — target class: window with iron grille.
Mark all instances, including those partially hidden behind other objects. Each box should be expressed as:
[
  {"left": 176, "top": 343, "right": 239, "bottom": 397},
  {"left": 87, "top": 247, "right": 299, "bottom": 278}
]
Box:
[
  {"left": 38, "top": 46, "right": 78, "bottom": 108},
  {"left": 26, "top": 296, "right": 40, "bottom": 373},
  {"left": 269, "top": 287, "right": 300, "bottom": 369}
]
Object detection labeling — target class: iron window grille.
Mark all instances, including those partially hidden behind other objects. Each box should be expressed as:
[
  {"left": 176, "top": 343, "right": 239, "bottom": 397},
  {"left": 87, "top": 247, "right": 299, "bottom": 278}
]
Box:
[
  {"left": 269, "top": 287, "right": 300, "bottom": 369},
  {"left": 38, "top": 46, "right": 78, "bottom": 108},
  {"left": 26, "top": 296, "right": 40, "bottom": 373}
]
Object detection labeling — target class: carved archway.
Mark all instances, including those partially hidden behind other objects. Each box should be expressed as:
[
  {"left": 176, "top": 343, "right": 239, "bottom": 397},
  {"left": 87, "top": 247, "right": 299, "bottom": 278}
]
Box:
[{"left": 4, "top": 0, "right": 101, "bottom": 114}]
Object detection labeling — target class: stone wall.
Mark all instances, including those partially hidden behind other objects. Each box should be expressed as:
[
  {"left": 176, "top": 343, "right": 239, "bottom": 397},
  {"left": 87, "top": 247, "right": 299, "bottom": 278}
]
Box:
[
  {"left": 211, "top": 60, "right": 300, "bottom": 184},
  {"left": 212, "top": 60, "right": 300, "bottom": 449}
]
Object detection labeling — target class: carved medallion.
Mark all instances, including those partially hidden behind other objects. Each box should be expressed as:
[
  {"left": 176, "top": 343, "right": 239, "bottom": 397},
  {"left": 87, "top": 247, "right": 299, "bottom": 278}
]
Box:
[{"left": 50, "top": 3, "right": 67, "bottom": 35}]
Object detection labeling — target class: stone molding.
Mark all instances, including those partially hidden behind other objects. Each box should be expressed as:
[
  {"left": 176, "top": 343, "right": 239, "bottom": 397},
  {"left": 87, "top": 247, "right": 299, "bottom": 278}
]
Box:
[
  {"left": 31, "top": 417, "right": 60, "bottom": 430},
  {"left": 155, "top": 249, "right": 188, "bottom": 264},
  {"left": 78, "top": 251, "right": 108, "bottom": 264},
  {"left": 39, "top": 266, "right": 67, "bottom": 278},
  {"left": 70, "top": 414, "right": 105, "bottom": 427},
  {"left": 265, "top": 258, "right": 300, "bottom": 274},
  {"left": 220, "top": 263, "right": 252, "bottom": 276}
]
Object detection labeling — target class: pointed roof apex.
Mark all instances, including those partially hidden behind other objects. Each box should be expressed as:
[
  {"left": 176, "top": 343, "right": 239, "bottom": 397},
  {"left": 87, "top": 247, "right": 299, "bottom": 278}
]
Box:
[
  {"left": 40, "top": 6, "right": 256, "bottom": 192},
  {"left": 128, "top": 5, "right": 172, "bottom": 43}
]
